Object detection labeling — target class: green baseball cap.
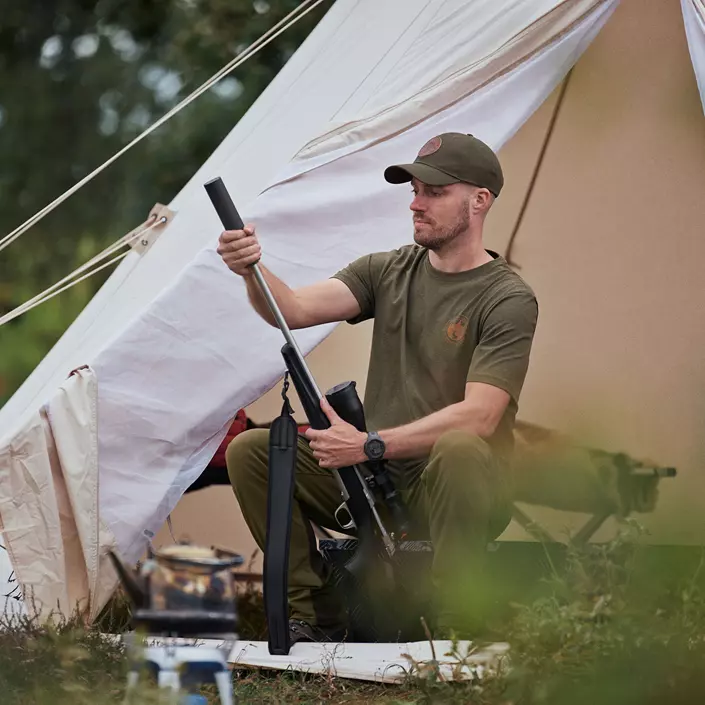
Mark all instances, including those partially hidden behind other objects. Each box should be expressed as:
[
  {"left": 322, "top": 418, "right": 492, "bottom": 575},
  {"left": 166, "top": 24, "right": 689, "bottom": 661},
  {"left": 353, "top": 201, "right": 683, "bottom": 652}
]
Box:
[{"left": 384, "top": 132, "right": 504, "bottom": 197}]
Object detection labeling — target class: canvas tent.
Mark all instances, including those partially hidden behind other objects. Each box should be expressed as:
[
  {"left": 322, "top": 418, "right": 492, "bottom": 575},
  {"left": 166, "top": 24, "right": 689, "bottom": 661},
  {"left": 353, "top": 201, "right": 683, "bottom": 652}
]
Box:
[{"left": 0, "top": 0, "right": 704, "bottom": 624}]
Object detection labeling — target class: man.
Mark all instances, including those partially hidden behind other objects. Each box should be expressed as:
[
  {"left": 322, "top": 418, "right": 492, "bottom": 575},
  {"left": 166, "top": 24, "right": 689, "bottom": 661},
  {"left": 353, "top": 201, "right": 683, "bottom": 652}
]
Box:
[{"left": 217, "top": 132, "right": 538, "bottom": 643}]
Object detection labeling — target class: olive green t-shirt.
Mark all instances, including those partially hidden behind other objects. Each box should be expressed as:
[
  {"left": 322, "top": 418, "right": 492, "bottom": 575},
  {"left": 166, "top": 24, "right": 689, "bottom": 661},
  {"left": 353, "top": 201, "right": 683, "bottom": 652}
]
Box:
[{"left": 332, "top": 244, "right": 538, "bottom": 484}]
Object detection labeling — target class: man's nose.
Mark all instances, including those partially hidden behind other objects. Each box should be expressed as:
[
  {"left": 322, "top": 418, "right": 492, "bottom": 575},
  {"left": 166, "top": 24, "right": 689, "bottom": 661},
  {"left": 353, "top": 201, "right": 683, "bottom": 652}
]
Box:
[{"left": 410, "top": 195, "right": 425, "bottom": 212}]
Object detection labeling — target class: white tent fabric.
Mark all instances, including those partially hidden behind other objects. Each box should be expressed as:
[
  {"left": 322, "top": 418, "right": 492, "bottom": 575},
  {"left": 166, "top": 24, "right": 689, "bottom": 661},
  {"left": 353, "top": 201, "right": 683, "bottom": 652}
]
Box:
[
  {"left": 0, "top": 0, "right": 618, "bottom": 617},
  {"left": 681, "top": 0, "right": 705, "bottom": 111},
  {"left": 290, "top": 0, "right": 617, "bottom": 167}
]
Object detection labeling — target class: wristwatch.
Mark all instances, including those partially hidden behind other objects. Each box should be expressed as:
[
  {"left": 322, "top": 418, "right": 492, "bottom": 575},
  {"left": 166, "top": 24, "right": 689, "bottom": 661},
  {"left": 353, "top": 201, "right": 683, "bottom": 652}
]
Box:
[{"left": 363, "top": 431, "right": 386, "bottom": 462}]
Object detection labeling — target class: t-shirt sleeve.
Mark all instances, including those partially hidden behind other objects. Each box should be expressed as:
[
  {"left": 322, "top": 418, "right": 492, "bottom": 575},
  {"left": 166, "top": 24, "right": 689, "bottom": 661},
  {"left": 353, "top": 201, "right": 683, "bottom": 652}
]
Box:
[
  {"left": 331, "top": 252, "right": 389, "bottom": 324},
  {"left": 466, "top": 291, "right": 538, "bottom": 403}
]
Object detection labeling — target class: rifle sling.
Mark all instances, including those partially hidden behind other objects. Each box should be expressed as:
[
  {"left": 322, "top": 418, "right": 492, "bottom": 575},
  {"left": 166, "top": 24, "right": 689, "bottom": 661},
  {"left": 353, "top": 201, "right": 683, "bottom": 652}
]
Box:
[{"left": 263, "top": 378, "right": 298, "bottom": 655}]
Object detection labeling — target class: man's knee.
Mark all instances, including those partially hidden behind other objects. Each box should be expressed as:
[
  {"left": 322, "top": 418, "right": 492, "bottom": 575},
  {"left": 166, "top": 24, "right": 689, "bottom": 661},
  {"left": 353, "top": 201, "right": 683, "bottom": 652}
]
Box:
[
  {"left": 426, "top": 431, "right": 511, "bottom": 540},
  {"left": 226, "top": 427, "right": 270, "bottom": 490},
  {"left": 425, "top": 430, "right": 494, "bottom": 488},
  {"left": 430, "top": 430, "right": 491, "bottom": 465}
]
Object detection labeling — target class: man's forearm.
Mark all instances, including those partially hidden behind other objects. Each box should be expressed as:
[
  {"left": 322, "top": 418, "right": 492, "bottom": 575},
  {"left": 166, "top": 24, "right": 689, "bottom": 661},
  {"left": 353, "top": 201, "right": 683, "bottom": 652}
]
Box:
[
  {"left": 378, "top": 401, "right": 496, "bottom": 460},
  {"left": 243, "top": 264, "right": 301, "bottom": 329}
]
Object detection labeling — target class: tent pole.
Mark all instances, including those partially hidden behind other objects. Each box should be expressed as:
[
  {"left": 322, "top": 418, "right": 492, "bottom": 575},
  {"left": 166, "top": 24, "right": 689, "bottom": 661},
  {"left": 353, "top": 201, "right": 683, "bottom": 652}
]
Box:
[{"left": 505, "top": 68, "right": 574, "bottom": 267}]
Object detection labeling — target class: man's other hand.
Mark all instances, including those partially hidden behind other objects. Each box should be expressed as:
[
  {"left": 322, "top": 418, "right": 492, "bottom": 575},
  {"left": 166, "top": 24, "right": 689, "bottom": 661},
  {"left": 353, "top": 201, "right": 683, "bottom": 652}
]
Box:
[{"left": 304, "top": 398, "right": 367, "bottom": 469}]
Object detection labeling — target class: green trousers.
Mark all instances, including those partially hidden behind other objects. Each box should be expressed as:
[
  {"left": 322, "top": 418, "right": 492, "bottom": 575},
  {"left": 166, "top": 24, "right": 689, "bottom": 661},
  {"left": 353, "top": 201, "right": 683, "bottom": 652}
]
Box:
[{"left": 227, "top": 428, "right": 512, "bottom": 635}]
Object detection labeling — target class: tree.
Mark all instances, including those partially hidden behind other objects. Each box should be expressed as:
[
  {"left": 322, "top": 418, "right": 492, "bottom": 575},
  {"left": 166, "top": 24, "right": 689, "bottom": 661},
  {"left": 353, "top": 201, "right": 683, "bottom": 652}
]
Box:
[{"left": 0, "top": 0, "right": 331, "bottom": 405}]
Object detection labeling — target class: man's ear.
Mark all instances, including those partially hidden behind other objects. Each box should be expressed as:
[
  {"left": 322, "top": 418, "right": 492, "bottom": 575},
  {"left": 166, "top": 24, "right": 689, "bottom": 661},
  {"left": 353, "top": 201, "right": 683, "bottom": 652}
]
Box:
[{"left": 475, "top": 188, "right": 493, "bottom": 214}]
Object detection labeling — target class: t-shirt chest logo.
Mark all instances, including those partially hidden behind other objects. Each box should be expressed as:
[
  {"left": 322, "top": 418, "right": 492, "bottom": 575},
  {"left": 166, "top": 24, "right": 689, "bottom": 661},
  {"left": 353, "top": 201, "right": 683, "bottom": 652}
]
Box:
[{"left": 445, "top": 315, "right": 469, "bottom": 343}]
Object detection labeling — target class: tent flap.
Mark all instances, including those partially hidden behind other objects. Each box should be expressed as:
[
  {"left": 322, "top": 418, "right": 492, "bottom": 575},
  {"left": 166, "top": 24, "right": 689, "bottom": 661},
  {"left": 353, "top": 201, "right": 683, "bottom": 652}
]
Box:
[
  {"left": 291, "top": 0, "right": 619, "bottom": 172},
  {"left": 0, "top": 367, "right": 113, "bottom": 620}
]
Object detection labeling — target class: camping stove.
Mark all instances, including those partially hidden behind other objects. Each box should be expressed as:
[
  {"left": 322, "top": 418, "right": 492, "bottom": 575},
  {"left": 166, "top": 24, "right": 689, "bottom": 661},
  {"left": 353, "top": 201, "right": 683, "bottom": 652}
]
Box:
[{"left": 110, "top": 543, "right": 243, "bottom": 704}]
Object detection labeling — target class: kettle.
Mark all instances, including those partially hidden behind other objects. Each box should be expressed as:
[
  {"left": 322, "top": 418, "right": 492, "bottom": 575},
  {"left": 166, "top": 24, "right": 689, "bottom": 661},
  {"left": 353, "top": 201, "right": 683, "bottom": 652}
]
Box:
[{"left": 109, "top": 543, "right": 243, "bottom": 637}]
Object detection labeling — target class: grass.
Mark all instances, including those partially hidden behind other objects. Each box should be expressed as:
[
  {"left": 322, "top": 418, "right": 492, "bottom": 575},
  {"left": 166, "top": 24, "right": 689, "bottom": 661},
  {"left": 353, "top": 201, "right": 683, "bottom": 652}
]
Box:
[{"left": 3, "top": 522, "right": 705, "bottom": 703}]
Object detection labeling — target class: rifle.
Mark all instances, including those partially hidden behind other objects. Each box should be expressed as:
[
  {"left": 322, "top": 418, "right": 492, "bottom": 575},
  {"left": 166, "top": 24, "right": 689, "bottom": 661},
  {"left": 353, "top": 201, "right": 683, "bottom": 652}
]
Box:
[{"left": 204, "top": 177, "right": 411, "bottom": 653}]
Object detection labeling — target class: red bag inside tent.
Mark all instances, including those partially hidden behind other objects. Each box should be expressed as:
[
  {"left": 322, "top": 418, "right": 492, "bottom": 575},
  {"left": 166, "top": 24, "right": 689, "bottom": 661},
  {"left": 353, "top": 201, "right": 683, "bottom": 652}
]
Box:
[
  {"left": 209, "top": 409, "right": 250, "bottom": 468},
  {"left": 208, "top": 410, "right": 311, "bottom": 469}
]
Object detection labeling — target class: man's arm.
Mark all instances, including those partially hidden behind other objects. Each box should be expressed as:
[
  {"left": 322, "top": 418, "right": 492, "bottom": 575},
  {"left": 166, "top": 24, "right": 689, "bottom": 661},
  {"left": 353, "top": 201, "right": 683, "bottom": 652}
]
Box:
[
  {"left": 378, "top": 382, "right": 510, "bottom": 460},
  {"left": 217, "top": 224, "right": 361, "bottom": 329},
  {"left": 376, "top": 290, "right": 537, "bottom": 460},
  {"left": 242, "top": 265, "right": 361, "bottom": 330},
  {"left": 306, "top": 382, "right": 510, "bottom": 469}
]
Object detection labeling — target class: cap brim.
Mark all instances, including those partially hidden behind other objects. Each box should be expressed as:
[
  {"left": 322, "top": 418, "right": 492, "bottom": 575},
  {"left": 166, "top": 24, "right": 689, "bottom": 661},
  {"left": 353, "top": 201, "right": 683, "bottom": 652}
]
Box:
[{"left": 384, "top": 163, "right": 460, "bottom": 186}]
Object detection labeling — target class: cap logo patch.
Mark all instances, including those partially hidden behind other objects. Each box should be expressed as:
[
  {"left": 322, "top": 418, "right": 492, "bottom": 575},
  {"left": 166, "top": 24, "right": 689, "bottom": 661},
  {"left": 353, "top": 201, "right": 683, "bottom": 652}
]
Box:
[{"left": 418, "top": 136, "right": 442, "bottom": 158}]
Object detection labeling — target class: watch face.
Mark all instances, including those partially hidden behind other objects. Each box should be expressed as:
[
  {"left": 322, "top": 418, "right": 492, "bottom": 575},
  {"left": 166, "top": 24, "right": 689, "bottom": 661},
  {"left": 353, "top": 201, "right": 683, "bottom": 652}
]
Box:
[{"left": 367, "top": 438, "right": 384, "bottom": 459}]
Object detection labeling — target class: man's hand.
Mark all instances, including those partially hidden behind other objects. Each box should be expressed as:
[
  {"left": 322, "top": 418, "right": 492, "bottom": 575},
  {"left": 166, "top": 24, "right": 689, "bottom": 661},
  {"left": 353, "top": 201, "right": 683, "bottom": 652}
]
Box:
[
  {"left": 304, "top": 398, "right": 367, "bottom": 469},
  {"left": 217, "top": 223, "right": 261, "bottom": 276}
]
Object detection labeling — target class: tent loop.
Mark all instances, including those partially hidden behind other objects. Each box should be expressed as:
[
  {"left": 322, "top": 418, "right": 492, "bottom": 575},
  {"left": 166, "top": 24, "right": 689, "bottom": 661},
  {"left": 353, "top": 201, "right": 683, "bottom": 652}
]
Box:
[{"left": 0, "top": 0, "right": 329, "bottom": 257}]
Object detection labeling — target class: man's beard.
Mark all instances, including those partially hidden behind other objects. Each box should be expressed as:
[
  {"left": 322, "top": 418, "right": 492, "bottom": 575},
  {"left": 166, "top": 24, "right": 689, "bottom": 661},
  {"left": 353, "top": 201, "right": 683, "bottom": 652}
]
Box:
[{"left": 413, "top": 205, "right": 470, "bottom": 251}]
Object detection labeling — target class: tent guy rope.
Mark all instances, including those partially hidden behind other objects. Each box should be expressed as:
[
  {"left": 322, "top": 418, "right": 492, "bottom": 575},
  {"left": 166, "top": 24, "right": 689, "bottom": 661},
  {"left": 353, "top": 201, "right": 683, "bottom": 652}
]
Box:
[
  {"left": 0, "top": 215, "right": 166, "bottom": 327},
  {"left": 0, "top": 0, "right": 329, "bottom": 256}
]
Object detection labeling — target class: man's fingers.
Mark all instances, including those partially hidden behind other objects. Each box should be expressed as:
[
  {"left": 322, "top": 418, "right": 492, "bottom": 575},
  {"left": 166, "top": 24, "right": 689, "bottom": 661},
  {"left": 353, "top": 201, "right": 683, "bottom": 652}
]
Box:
[
  {"left": 218, "top": 233, "right": 258, "bottom": 259},
  {"left": 218, "top": 237, "right": 259, "bottom": 256},
  {"left": 220, "top": 241, "right": 261, "bottom": 273},
  {"left": 221, "top": 243, "right": 260, "bottom": 260},
  {"left": 312, "top": 451, "right": 333, "bottom": 469},
  {"left": 219, "top": 230, "right": 243, "bottom": 245},
  {"left": 220, "top": 225, "right": 256, "bottom": 243},
  {"left": 222, "top": 253, "right": 260, "bottom": 272},
  {"left": 305, "top": 429, "right": 331, "bottom": 467},
  {"left": 217, "top": 224, "right": 262, "bottom": 277},
  {"left": 320, "top": 397, "right": 342, "bottom": 424}
]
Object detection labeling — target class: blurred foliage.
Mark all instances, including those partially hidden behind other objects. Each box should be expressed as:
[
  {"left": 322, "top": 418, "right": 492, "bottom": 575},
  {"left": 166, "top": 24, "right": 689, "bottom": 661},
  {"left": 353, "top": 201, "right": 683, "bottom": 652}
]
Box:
[
  {"left": 0, "top": 0, "right": 331, "bottom": 406},
  {"left": 500, "top": 523, "right": 705, "bottom": 705},
  {"left": 8, "top": 523, "right": 705, "bottom": 702}
]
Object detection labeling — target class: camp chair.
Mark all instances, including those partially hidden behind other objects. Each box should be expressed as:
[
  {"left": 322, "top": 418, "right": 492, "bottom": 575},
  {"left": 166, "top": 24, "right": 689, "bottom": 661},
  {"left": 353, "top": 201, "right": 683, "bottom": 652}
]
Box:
[{"left": 509, "top": 420, "right": 677, "bottom": 545}]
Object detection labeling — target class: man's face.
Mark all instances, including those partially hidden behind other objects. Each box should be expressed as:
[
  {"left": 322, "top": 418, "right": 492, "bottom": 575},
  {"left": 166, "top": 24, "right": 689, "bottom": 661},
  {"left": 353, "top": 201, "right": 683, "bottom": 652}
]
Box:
[{"left": 409, "top": 178, "right": 475, "bottom": 250}]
